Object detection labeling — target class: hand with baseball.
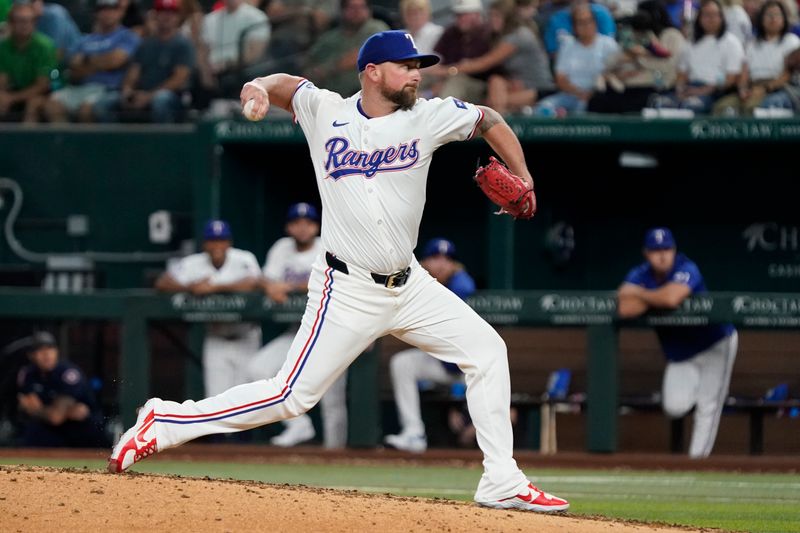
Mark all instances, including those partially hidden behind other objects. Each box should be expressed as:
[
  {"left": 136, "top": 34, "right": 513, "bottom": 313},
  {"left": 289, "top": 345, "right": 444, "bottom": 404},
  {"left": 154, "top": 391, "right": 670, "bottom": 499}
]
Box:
[{"left": 240, "top": 80, "right": 270, "bottom": 121}]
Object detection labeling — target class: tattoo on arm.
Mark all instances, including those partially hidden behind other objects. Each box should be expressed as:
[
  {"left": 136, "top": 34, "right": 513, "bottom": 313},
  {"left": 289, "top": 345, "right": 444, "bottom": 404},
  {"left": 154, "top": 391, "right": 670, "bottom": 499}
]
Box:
[{"left": 477, "top": 106, "right": 503, "bottom": 135}]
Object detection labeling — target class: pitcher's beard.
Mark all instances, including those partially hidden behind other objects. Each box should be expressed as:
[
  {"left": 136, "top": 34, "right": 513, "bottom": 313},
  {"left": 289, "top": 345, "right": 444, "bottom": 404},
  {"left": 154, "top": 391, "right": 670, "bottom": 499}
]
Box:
[{"left": 381, "top": 85, "right": 418, "bottom": 110}]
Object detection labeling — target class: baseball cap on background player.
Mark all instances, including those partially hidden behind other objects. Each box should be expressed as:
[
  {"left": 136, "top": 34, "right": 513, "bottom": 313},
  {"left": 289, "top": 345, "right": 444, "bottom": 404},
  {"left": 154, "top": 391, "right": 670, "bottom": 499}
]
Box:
[
  {"left": 25, "top": 331, "right": 57, "bottom": 354},
  {"left": 422, "top": 238, "right": 457, "bottom": 259},
  {"left": 286, "top": 202, "right": 320, "bottom": 223},
  {"left": 644, "top": 227, "right": 676, "bottom": 250},
  {"left": 203, "top": 219, "right": 233, "bottom": 241},
  {"left": 357, "top": 30, "right": 440, "bottom": 72}
]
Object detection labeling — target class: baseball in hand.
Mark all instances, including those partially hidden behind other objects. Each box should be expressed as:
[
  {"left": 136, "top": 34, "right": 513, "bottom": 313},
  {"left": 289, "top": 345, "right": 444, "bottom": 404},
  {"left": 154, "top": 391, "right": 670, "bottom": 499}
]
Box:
[{"left": 243, "top": 99, "right": 259, "bottom": 121}]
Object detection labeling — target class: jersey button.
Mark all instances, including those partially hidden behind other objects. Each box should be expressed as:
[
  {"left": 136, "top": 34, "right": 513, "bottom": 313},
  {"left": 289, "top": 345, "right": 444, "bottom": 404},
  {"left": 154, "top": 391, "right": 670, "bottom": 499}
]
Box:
[
  {"left": 377, "top": 220, "right": 383, "bottom": 225},
  {"left": 368, "top": 187, "right": 374, "bottom": 193}
]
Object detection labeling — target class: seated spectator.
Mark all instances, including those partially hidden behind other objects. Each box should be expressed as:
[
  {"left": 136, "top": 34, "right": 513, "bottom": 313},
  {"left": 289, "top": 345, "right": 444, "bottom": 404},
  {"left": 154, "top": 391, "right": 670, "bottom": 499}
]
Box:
[
  {"left": 721, "top": 0, "right": 752, "bottom": 44},
  {"left": 400, "top": 0, "right": 442, "bottom": 54},
  {"left": 714, "top": 0, "right": 799, "bottom": 114},
  {"left": 43, "top": 0, "right": 140, "bottom": 122},
  {"left": 659, "top": 0, "right": 744, "bottom": 114},
  {"left": 0, "top": 1, "right": 55, "bottom": 122},
  {"left": 302, "top": 0, "right": 388, "bottom": 97},
  {"left": 16, "top": 332, "right": 109, "bottom": 448},
  {"left": 31, "top": 0, "right": 81, "bottom": 61},
  {"left": 95, "top": 0, "right": 194, "bottom": 122},
  {"left": 425, "top": 0, "right": 495, "bottom": 102},
  {"left": 197, "top": 0, "right": 270, "bottom": 102},
  {"left": 543, "top": 0, "right": 615, "bottom": 56},
  {"left": 452, "top": 0, "right": 554, "bottom": 114},
  {"left": 533, "top": 2, "right": 619, "bottom": 116},
  {"left": 589, "top": 0, "right": 686, "bottom": 113}
]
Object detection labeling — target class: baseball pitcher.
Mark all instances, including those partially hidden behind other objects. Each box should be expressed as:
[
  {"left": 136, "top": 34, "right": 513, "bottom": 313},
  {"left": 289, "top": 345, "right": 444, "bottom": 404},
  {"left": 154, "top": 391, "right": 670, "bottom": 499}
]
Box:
[{"left": 110, "top": 30, "right": 567, "bottom": 512}]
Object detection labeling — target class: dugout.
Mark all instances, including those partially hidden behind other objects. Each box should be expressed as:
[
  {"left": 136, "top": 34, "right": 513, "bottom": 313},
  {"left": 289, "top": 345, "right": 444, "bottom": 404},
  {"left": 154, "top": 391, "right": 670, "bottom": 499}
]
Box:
[{"left": 0, "top": 117, "right": 798, "bottom": 454}]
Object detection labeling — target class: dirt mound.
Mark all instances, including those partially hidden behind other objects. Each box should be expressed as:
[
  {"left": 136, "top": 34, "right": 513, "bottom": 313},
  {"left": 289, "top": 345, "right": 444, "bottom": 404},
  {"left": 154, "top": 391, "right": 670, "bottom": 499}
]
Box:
[{"left": 0, "top": 465, "right": 704, "bottom": 532}]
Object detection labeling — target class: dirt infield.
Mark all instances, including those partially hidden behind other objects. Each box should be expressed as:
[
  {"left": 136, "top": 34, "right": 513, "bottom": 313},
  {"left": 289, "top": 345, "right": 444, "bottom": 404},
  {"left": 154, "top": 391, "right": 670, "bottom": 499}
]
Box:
[{"left": 0, "top": 465, "right": 713, "bottom": 533}]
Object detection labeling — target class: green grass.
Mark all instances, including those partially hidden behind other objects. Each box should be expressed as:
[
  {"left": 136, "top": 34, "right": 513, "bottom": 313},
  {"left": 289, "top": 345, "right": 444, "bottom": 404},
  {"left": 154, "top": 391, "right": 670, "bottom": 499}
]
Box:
[{"left": 3, "top": 457, "right": 799, "bottom": 533}]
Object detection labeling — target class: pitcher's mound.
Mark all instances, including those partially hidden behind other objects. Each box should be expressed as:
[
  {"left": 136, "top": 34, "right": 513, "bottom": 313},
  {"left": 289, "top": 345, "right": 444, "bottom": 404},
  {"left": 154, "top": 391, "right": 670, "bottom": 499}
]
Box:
[{"left": 0, "top": 465, "right": 702, "bottom": 532}]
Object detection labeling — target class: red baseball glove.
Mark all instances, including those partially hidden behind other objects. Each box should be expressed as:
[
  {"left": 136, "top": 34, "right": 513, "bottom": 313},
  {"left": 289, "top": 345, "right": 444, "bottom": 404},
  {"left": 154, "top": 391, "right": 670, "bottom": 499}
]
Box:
[{"left": 474, "top": 156, "right": 536, "bottom": 219}]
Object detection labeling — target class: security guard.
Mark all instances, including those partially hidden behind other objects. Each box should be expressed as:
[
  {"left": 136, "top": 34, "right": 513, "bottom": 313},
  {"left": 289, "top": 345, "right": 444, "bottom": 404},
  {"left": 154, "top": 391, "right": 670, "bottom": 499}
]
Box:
[{"left": 16, "top": 332, "right": 108, "bottom": 447}]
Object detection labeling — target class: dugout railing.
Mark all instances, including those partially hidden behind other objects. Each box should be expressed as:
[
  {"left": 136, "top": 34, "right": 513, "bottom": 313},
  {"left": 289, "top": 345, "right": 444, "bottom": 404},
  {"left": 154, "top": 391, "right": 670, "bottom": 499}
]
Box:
[{"left": 1, "top": 289, "right": 797, "bottom": 452}]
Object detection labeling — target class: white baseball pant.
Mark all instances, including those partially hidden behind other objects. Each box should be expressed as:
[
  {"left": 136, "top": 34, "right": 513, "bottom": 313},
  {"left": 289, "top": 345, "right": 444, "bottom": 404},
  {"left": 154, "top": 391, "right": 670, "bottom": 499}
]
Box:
[
  {"left": 662, "top": 331, "right": 738, "bottom": 458},
  {"left": 390, "top": 347, "right": 463, "bottom": 437},
  {"left": 202, "top": 328, "right": 262, "bottom": 397},
  {"left": 248, "top": 331, "right": 348, "bottom": 448},
  {"left": 149, "top": 255, "right": 529, "bottom": 502}
]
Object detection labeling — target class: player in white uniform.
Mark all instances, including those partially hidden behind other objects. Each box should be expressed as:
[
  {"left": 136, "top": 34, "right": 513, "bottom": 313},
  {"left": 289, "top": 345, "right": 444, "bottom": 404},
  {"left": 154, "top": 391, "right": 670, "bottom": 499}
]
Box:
[
  {"left": 155, "top": 220, "right": 262, "bottom": 397},
  {"left": 247, "top": 202, "right": 348, "bottom": 448},
  {"left": 110, "top": 30, "right": 569, "bottom": 513}
]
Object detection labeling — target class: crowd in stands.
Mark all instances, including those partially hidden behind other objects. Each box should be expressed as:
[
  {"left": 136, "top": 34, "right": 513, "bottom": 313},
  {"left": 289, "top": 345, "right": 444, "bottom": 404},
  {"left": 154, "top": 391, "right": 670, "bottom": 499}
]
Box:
[{"left": 2, "top": 0, "right": 800, "bottom": 122}]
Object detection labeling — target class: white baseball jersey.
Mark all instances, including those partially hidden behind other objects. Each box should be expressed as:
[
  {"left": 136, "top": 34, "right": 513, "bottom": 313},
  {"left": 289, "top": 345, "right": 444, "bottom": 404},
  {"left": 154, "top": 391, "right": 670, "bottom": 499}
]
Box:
[
  {"left": 170, "top": 248, "right": 261, "bottom": 286},
  {"left": 169, "top": 248, "right": 262, "bottom": 338},
  {"left": 291, "top": 79, "right": 484, "bottom": 274},
  {"left": 262, "top": 236, "right": 325, "bottom": 284},
  {"left": 138, "top": 77, "right": 543, "bottom": 505}
]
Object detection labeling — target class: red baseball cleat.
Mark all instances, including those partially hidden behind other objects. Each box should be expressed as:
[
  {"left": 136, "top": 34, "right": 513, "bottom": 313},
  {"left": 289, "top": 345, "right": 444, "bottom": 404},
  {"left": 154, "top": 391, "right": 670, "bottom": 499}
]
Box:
[
  {"left": 478, "top": 482, "right": 570, "bottom": 512},
  {"left": 107, "top": 399, "right": 159, "bottom": 473}
]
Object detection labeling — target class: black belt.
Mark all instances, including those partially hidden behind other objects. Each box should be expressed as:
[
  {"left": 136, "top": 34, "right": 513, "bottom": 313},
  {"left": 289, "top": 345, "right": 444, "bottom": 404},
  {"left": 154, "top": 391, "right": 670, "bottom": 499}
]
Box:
[{"left": 325, "top": 251, "right": 411, "bottom": 288}]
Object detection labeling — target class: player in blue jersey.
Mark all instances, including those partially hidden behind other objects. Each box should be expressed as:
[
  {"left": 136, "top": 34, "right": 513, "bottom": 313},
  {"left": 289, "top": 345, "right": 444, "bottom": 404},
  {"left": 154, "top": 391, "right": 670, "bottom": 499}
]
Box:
[
  {"left": 617, "top": 227, "right": 738, "bottom": 458},
  {"left": 384, "top": 238, "right": 476, "bottom": 452}
]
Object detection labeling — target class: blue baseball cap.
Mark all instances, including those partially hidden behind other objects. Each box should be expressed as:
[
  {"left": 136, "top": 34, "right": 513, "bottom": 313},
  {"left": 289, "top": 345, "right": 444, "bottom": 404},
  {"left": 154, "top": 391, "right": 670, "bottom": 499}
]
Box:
[
  {"left": 286, "top": 202, "right": 320, "bottom": 223},
  {"left": 644, "top": 227, "right": 676, "bottom": 250},
  {"left": 422, "top": 238, "right": 456, "bottom": 259},
  {"left": 357, "top": 30, "right": 440, "bottom": 72},
  {"left": 203, "top": 219, "right": 232, "bottom": 240}
]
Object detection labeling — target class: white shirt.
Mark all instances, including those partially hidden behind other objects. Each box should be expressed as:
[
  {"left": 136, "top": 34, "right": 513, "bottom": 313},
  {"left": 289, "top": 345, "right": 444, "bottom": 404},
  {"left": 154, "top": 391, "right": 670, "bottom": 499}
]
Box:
[
  {"left": 556, "top": 34, "right": 620, "bottom": 90},
  {"left": 292, "top": 80, "right": 484, "bottom": 274},
  {"left": 746, "top": 33, "right": 800, "bottom": 81},
  {"left": 409, "top": 21, "right": 444, "bottom": 55},
  {"left": 679, "top": 32, "right": 744, "bottom": 85},
  {"left": 263, "top": 236, "right": 324, "bottom": 283},
  {"left": 169, "top": 247, "right": 261, "bottom": 337},
  {"left": 202, "top": 4, "right": 271, "bottom": 69},
  {"left": 170, "top": 248, "right": 261, "bottom": 286}
]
